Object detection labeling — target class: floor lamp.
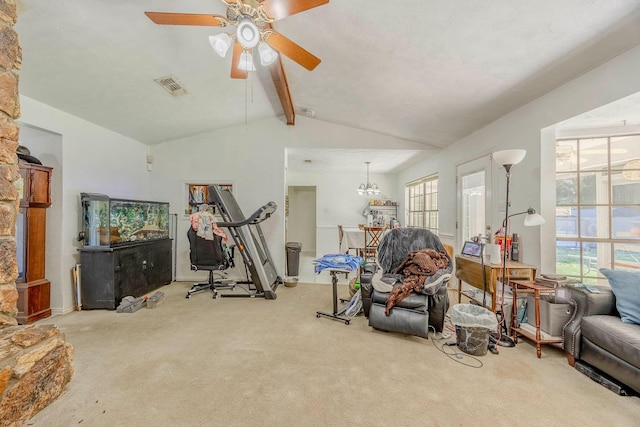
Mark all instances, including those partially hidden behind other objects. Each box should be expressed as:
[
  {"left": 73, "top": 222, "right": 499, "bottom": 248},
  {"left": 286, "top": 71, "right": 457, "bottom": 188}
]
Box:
[{"left": 492, "top": 149, "right": 527, "bottom": 347}]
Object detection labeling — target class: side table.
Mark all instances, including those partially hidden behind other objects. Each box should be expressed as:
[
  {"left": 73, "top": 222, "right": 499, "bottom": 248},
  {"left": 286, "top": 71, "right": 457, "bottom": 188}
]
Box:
[{"left": 508, "top": 280, "right": 563, "bottom": 358}]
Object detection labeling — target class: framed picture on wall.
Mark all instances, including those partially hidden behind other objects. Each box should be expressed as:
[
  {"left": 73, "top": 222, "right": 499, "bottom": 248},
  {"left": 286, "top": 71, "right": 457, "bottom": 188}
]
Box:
[{"left": 183, "top": 181, "right": 235, "bottom": 217}]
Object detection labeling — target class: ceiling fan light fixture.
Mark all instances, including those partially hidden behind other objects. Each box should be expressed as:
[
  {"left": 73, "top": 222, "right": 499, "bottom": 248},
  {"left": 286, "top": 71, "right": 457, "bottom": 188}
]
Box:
[
  {"left": 258, "top": 42, "right": 278, "bottom": 66},
  {"left": 238, "top": 51, "right": 256, "bottom": 71},
  {"left": 209, "top": 33, "right": 232, "bottom": 57},
  {"left": 237, "top": 17, "right": 260, "bottom": 49}
]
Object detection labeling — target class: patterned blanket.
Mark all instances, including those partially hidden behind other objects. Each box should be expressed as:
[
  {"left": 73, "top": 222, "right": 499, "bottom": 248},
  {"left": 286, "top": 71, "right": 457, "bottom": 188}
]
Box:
[{"left": 385, "top": 249, "right": 449, "bottom": 315}]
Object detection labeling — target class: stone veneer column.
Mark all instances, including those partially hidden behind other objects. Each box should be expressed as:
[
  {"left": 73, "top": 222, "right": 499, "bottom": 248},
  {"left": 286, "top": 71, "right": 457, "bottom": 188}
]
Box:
[
  {"left": 0, "top": 0, "right": 19, "bottom": 328},
  {"left": 0, "top": 2, "right": 74, "bottom": 425}
]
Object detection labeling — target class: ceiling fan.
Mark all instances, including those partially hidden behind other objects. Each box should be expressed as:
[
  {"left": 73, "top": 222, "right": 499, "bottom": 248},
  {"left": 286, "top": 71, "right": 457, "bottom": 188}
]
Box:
[{"left": 145, "top": 0, "right": 329, "bottom": 79}]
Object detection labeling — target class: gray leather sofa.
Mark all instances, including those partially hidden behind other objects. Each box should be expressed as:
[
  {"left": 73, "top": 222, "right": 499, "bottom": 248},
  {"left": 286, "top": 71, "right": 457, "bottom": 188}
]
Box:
[
  {"left": 563, "top": 285, "right": 640, "bottom": 394},
  {"left": 360, "top": 228, "right": 451, "bottom": 339}
]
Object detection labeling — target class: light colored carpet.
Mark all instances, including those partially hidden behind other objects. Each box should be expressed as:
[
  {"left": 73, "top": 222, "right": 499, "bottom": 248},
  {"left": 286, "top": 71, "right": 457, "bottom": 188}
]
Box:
[{"left": 29, "top": 282, "right": 640, "bottom": 426}]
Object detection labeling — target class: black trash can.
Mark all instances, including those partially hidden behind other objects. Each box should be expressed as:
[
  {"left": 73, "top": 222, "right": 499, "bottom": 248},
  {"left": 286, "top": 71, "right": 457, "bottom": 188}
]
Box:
[{"left": 285, "top": 242, "right": 302, "bottom": 276}]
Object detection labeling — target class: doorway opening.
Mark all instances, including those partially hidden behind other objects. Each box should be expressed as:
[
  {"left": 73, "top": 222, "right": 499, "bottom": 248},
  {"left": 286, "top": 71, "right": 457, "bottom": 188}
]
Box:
[{"left": 286, "top": 186, "right": 317, "bottom": 258}]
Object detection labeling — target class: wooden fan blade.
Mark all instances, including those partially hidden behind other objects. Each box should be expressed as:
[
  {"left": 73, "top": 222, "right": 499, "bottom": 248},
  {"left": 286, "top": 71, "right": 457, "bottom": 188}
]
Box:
[
  {"left": 144, "top": 12, "right": 226, "bottom": 26},
  {"left": 230, "top": 42, "right": 248, "bottom": 79},
  {"left": 261, "top": 0, "right": 329, "bottom": 21},
  {"left": 266, "top": 32, "right": 321, "bottom": 71}
]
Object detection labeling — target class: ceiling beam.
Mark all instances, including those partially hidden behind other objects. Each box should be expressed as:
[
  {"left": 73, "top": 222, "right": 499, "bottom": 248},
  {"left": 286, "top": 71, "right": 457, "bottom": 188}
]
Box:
[
  {"left": 269, "top": 57, "right": 295, "bottom": 125},
  {"left": 266, "top": 24, "right": 295, "bottom": 125}
]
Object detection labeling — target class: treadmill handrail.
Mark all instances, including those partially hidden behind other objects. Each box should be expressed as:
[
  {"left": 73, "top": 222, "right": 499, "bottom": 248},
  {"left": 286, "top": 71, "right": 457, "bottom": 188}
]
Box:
[{"left": 216, "top": 201, "right": 277, "bottom": 228}]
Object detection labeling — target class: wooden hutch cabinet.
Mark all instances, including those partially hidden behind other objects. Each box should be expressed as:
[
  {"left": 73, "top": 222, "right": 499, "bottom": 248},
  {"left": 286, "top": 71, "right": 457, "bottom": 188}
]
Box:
[{"left": 16, "top": 161, "right": 53, "bottom": 324}]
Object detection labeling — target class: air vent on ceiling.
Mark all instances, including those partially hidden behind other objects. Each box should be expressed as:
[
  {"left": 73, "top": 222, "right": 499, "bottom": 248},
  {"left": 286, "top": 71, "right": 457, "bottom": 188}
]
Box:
[{"left": 154, "top": 75, "right": 188, "bottom": 97}]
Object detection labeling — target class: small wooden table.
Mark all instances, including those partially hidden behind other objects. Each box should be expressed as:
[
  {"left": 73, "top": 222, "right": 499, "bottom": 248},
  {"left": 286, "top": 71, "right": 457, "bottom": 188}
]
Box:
[
  {"left": 455, "top": 255, "right": 536, "bottom": 312},
  {"left": 508, "top": 280, "right": 563, "bottom": 358}
]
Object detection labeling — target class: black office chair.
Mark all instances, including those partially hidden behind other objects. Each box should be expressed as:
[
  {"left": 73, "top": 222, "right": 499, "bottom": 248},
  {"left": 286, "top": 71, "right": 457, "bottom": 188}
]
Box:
[{"left": 186, "top": 226, "right": 236, "bottom": 298}]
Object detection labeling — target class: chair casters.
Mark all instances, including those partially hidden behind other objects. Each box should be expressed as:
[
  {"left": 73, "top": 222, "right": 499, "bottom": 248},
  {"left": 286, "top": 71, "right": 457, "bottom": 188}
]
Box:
[{"left": 186, "top": 281, "right": 235, "bottom": 299}]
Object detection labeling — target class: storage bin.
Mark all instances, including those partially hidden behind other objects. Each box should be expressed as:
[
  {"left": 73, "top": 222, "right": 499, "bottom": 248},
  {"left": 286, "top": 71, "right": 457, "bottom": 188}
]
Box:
[{"left": 526, "top": 294, "right": 573, "bottom": 337}]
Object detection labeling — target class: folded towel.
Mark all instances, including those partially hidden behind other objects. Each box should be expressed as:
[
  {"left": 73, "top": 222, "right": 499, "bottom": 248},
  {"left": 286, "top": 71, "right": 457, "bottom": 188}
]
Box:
[{"left": 313, "top": 253, "right": 364, "bottom": 273}]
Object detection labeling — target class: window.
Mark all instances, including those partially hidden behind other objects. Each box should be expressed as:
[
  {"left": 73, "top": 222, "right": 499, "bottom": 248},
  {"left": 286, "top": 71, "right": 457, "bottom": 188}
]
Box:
[
  {"left": 555, "top": 135, "right": 640, "bottom": 284},
  {"left": 406, "top": 175, "right": 438, "bottom": 233}
]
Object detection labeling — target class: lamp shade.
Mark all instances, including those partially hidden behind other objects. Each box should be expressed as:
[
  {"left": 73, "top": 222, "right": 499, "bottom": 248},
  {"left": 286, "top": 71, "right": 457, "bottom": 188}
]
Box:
[
  {"left": 259, "top": 42, "right": 278, "bottom": 66},
  {"left": 493, "top": 149, "right": 526, "bottom": 167},
  {"left": 524, "top": 212, "right": 546, "bottom": 226},
  {"left": 209, "top": 33, "right": 232, "bottom": 57},
  {"left": 238, "top": 51, "right": 256, "bottom": 71}
]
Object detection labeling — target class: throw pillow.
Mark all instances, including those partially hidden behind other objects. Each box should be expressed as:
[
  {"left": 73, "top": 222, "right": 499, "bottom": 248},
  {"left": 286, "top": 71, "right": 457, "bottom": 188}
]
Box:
[{"left": 600, "top": 268, "right": 640, "bottom": 324}]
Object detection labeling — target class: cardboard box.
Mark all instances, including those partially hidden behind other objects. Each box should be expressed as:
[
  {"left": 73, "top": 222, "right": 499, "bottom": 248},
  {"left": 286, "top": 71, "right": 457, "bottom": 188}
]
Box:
[{"left": 526, "top": 295, "right": 573, "bottom": 337}]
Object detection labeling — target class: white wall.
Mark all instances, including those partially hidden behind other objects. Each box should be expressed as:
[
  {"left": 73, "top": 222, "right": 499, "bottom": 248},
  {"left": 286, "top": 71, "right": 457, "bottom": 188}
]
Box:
[
  {"left": 286, "top": 170, "right": 399, "bottom": 257},
  {"left": 19, "top": 96, "right": 152, "bottom": 315},
  {"left": 18, "top": 42, "right": 640, "bottom": 311},
  {"left": 398, "top": 44, "right": 640, "bottom": 273},
  {"left": 150, "top": 116, "right": 414, "bottom": 282}
]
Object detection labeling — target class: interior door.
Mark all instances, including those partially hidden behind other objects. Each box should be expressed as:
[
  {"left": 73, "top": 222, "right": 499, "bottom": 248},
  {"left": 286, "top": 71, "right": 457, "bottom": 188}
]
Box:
[{"left": 457, "top": 156, "right": 493, "bottom": 248}]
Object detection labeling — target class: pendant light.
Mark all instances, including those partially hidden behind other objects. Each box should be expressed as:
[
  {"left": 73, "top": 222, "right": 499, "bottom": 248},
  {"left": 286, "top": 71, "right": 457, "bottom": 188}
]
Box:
[{"left": 357, "top": 162, "right": 380, "bottom": 196}]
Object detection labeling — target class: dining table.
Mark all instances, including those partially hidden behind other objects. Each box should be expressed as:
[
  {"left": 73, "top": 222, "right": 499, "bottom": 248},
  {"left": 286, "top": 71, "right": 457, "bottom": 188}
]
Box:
[{"left": 342, "top": 226, "right": 365, "bottom": 255}]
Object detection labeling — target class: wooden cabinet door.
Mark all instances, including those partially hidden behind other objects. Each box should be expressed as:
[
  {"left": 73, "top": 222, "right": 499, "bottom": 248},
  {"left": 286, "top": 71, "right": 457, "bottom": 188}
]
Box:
[
  {"left": 146, "top": 240, "right": 172, "bottom": 287},
  {"left": 27, "top": 166, "right": 52, "bottom": 207},
  {"left": 114, "top": 247, "right": 146, "bottom": 300},
  {"left": 25, "top": 208, "right": 47, "bottom": 282},
  {"left": 19, "top": 162, "right": 52, "bottom": 207}
]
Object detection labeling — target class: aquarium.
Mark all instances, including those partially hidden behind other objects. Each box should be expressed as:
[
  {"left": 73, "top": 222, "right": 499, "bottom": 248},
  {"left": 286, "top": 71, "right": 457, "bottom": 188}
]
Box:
[{"left": 80, "top": 193, "right": 170, "bottom": 247}]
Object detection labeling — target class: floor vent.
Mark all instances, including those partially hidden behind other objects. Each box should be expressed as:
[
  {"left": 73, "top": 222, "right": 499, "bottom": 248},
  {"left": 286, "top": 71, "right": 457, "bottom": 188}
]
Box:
[{"left": 154, "top": 75, "right": 188, "bottom": 97}]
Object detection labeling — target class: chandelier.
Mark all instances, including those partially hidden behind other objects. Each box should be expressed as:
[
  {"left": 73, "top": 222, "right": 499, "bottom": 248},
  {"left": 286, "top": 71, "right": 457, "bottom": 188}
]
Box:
[{"left": 357, "top": 162, "right": 380, "bottom": 196}]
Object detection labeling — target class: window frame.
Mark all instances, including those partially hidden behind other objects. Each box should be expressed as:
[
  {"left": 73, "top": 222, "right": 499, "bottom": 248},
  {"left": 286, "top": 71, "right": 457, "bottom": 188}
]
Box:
[
  {"left": 555, "top": 134, "right": 640, "bottom": 284},
  {"left": 406, "top": 175, "right": 439, "bottom": 234}
]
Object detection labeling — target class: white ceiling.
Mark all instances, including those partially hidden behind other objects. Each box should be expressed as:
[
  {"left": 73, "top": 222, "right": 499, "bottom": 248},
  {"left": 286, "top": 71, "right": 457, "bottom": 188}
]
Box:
[{"left": 15, "top": 0, "right": 640, "bottom": 173}]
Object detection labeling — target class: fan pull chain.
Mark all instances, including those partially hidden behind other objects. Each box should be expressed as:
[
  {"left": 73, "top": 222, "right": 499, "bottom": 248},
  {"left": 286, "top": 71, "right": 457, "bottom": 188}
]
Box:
[
  {"left": 244, "top": 72, "right": 254, "bottom": 130},
  {"left": 244, "top": 76, "right": 248, "bottom": 129}
]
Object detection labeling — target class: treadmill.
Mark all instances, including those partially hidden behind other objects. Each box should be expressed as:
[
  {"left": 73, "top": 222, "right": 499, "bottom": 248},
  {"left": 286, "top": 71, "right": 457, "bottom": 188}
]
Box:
[{"left": 208, "top": 185, "right": 282, "bottom": 299}]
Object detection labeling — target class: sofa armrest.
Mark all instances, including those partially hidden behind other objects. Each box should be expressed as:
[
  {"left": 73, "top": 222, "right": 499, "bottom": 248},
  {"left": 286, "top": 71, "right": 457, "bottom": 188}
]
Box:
[{"left": 563, "top": 285, "right": 616, "bottom": 363}]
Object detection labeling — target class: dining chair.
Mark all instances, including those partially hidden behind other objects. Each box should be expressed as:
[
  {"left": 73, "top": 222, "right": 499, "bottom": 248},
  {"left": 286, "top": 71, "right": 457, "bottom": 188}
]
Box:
[
  {"left": 443, "top": 243, "right": 453, "bottom": 258},
  {"left": 363, "top": 226, "right": 384, "bottom": 262}
]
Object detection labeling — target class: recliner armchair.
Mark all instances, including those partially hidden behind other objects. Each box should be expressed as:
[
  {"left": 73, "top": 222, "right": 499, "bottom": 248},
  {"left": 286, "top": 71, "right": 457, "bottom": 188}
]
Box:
[
  {"left": 186, "top": 226, "right": 236, "bottom": 298},
  {"left": 360, "top": 228, "right": 452, "bottom": 339}
]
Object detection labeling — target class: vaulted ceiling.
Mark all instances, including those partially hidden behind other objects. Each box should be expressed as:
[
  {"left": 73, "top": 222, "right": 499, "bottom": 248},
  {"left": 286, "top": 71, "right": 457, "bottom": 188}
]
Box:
[{"left": 15, "top": 1, "right": 640, "bottom": 172}]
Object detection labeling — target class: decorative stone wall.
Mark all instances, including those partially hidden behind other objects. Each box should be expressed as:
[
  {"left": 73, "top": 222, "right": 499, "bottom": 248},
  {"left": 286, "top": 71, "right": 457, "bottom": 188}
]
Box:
[
  {"left": 0, "top": 325, "right": 74, "bottom": 426},
  {"left": 0, "top": 0, "right": 20, "bottom": 329},
  {"left": 0, "top": 1, "right": 74, "bottom": 426}
]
